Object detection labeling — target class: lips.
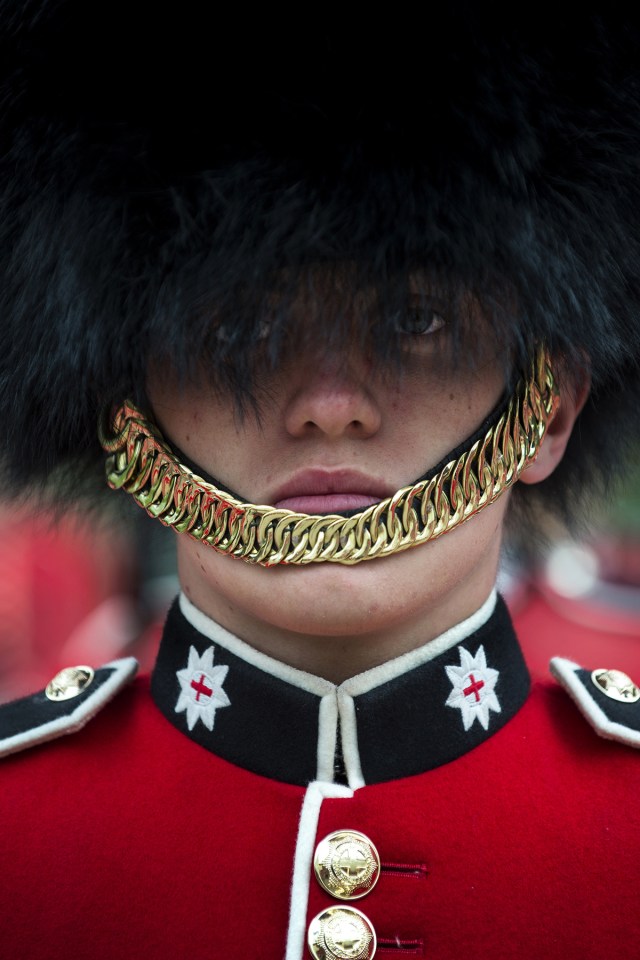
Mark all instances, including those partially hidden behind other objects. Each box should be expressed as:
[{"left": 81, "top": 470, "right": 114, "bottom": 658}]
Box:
[{"left": 271, "top": 469, "right": 393, "bottom": 514}]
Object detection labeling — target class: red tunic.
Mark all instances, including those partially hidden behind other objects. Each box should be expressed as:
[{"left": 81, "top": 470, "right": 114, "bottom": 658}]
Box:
[{"left": 0, "top": 591, "right": 638, "bottom": 960}]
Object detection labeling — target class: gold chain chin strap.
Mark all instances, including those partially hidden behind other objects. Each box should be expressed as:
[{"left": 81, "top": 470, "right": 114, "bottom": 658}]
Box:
[{"left": 99, "top": 350, "right": 558, "bottom": 567}]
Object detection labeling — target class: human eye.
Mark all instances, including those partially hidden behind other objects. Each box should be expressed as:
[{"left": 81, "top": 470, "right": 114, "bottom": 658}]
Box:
[{"left": 395, "top": 303, "right": 446, "bottom": 338}]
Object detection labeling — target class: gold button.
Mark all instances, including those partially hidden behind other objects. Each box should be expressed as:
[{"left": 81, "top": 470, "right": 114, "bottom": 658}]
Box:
[
  {"left": 45, "top": 666, "right": 95, "bottom": 701},
  {"left": 314, "top": 830, "right": 381, "bottom": 900},
  {"left": 591, "top": 668, "right": 640, "bottom": 703},
  {"left": 308, "top": 906, "right": 376, "bottom": 960}
]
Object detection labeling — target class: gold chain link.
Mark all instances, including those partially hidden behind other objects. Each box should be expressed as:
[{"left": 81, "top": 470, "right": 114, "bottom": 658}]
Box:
[{"left": 99, "top": 350, "right": 558, "bottom": 566}]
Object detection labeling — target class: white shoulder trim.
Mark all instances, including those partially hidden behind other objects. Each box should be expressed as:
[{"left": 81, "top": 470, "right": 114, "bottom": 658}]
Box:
[
  {"left": 550, "top": 657, "right": 640, "bottom": 749},
  {"left": 0, "top": 657, "right": 139, "bottom": 759}
]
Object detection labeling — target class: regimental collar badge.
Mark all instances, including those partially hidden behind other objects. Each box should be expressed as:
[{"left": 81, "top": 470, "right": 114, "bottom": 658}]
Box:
[
  {"left": 175, "top": 645, "right": 231, "bottom": 731},
  {"left": 445, "top": 645, "right": 501, "bottom": 731},
  {"left": 151, "top": 595, "right": 531, "bottom": 785}
]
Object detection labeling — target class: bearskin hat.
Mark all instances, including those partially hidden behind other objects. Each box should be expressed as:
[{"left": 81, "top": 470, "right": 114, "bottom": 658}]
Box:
[{"left": 1, "top": 4, "right": 640, "bottom": 526}]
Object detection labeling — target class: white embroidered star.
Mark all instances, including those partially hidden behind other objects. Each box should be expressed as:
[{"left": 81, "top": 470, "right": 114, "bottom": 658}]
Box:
[
  {"left": 175, "top": 645, "right": 231, "bottom": 731},
  {"left": 445, "top": 644, "right": 501, "bottom": 731}
]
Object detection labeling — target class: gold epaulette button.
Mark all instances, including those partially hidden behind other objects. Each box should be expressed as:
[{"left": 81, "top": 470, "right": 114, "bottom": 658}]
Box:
[
  {"left": 591, "top": 668, "right": 640, "bottom": 703},
  {"left": 45, "top": 666, "right": 95, "bottom": 701}
]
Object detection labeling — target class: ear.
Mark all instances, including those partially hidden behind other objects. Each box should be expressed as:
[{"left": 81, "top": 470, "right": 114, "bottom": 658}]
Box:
[{"left": 519, "top": 365, "right": 590, "bottom": 486}]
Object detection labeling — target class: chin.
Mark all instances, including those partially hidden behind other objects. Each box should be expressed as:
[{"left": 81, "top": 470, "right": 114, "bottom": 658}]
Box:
[
  {"left": 176, "top": 503, "right": 506, "bottom": 642},
  {"left": 257, "top": 566, "right": 410, "bottom": 637},
  {"left": 180, "top": 539, "right": 450, "bottom": 637}
]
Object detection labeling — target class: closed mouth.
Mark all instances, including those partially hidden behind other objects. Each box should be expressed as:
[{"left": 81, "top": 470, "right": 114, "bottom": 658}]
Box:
[{"left": 270, "top": 469, "right": 393, "bottom": 514}]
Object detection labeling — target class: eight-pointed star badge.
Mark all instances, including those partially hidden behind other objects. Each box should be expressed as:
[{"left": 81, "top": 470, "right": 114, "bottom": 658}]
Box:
[
  {"left": 175, "top": 645, "right": 231, "bottom": 731},
  {"left": 445, "top": 644, "right": 501, "bottom": 731}
]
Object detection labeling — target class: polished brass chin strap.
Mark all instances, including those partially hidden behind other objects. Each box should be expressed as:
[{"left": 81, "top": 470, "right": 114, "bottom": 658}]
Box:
[{"left": 99, "top": 350, "right": 558, "bottom": 566}]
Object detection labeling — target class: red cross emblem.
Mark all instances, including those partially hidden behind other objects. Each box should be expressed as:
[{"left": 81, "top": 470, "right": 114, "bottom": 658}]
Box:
[
  {"left": 190, "top": 673, "right": 214, "bottom": 701},
  {"left": 463, "top": 674, "right": 485, "bottom": 702}
]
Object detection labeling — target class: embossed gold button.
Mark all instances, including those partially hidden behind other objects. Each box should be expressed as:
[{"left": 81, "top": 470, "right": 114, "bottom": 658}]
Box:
[
  {"left": 308, "top": 906, "right": 376, "bottom": 960},
  {"left": 591, "top": 668, "right": 640, "bottom": 703},
  {"left": 314, "top": 830, "right": 380, "bottom": 900},
  {"left": 45, "top": 666, "right": 95, "bottom": 701}
]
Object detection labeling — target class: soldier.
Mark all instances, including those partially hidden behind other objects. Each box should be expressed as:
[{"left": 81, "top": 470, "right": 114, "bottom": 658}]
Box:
[{"left": 0, "top": 6, "right": 639, "bottom": 959}]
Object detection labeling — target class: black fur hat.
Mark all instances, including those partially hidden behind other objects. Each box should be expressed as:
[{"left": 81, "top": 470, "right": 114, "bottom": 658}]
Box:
[{"left": 2, "top": 4, "right": 640, "bottom": 524}]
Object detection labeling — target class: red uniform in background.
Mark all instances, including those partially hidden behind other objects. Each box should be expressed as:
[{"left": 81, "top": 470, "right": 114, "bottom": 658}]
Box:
[{"left": 0, "top": 511, "right": 141, "bottom": 700}]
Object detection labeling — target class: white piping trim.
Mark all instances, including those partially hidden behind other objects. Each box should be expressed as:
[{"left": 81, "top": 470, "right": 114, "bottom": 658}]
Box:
[
  {"left": 316, "top": 694, "right": 338, "bottom": 782},
  {"left": 181, "top": 589, "right": 496, "bottom": 700},
  {"left": 0, "top": 657, "right": 139, "bottom": 759},
  {"left": 550, "top": 657, "right": 640, "bottom": 749},
  {"left": 338, "top": 689, "right": 365, "bottom": 789},
  {"left": 341, "top": 589, "right": 497, "bottom": 697},
  {"left": 180, "top": 593, "right": 334, "bottom": 696},
  {"left": 286, "top": 780, "right": 354, "bottom": 960},
  {"left": 181, "top": 590, "right": 498, "bottom": 786}
]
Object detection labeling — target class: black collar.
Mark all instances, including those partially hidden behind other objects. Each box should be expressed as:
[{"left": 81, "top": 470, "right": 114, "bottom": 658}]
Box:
[{"left": 151, "top": 593, "right": 530, "bottom": 787}]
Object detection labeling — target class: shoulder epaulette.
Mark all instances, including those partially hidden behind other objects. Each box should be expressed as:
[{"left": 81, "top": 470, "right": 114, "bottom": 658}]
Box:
[
  {"left": 550, "top": 657, "right": 640, "bottom": 749},
  {"left": 0, "top": 658, "right": 139, "bottom": 759}
]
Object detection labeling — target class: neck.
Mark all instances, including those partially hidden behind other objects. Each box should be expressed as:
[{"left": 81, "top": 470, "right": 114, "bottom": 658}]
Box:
[
  {"left": 180, "top": 587, "right": 499, "bottom": 684},
  {"left": 177, "top": 528, "right": 503, "bottom": 682}
]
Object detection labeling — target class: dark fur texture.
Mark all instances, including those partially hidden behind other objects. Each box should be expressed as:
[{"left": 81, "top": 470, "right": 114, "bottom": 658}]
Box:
[{"left": 2, "top": 4, "right": 640, "bottom": 525}]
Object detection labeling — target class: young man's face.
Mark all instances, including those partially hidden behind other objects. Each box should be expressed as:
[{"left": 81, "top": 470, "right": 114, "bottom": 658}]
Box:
[{"left": 146, "top": 305, "right": 517, "bottom": 677}]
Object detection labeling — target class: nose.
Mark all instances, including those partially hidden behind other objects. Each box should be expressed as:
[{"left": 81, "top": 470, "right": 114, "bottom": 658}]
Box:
[{"left": 283, "top": 351, "right": 383, "bottom": 439}]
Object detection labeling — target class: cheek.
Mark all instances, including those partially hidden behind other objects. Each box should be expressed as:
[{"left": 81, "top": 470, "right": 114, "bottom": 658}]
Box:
[
  {"left": 384, "top": 365, "right": 505, "bottom": 479},
  {"left": 148, "top": 381, "right": 270, "bottom": 485}
]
